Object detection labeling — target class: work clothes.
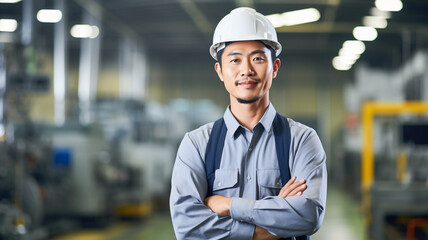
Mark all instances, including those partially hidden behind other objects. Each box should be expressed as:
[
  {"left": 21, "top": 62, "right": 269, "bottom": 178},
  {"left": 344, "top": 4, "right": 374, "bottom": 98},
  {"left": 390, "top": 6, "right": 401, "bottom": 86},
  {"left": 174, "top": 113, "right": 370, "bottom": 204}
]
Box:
[{"left": 170, "top": 103, "right": 327, "bottom": 239}]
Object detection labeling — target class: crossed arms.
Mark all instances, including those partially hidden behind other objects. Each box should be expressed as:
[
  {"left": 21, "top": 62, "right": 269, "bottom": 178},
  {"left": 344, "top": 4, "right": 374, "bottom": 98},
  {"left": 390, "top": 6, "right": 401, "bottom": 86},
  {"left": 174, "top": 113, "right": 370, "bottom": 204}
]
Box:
[
  {"left": 170, "top": 127, "right": 327, "bottom": 239},
  {"left": 205, "top": 176, "right": 308, "bottom": 240}
]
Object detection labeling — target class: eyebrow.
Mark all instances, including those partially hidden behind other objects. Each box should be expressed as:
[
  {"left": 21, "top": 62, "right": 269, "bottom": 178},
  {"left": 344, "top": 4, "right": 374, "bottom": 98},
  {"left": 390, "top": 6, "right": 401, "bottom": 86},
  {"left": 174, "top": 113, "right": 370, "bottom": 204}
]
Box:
[
  {"left": 250, "top": 50, "right": 266, "bottom": 55},
  {"left": 227, "top": 49, "right": 266, "bottom": 57}
]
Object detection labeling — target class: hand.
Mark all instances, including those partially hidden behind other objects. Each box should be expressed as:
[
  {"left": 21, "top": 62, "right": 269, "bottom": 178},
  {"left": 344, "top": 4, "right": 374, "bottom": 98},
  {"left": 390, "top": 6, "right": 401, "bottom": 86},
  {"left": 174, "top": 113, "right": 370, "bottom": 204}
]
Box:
[
  {"left": 277, "top": 176, "right": 307, "bottom": 198},
  {"left": 204, "top": 195, "right": 232, "bottom": 216},
  {"left": 252, "top": 226, "right": 280, "bottom": 240}
]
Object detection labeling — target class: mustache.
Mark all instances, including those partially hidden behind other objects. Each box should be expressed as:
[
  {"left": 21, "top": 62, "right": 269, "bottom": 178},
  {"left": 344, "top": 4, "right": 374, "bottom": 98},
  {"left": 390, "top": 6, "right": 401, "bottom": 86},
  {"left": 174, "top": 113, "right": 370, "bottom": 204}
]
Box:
[{"left": 234, "top": 77, "right": 261, "bottom": 86}]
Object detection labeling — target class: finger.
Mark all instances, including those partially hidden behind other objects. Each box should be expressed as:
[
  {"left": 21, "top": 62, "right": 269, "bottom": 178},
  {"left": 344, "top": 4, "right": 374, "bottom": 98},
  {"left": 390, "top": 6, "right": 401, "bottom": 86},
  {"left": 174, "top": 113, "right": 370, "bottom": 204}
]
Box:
[
  {"left": 279, "top": 178, "right": 304, "bottom": 198},
  {"left": 278, "top": 176, "right": 296, "bottom": 196},
  {"left": 278, "top": 176, "right": 296, "bottom": 197},
  {"left": 279, "top": 179, "right": 306, "bottom": 198},
  {"left": 283, "top": 176, "right": 297, "bottom": 189},
  {"left": 288, "top": 183, "right": 307, "bottom": 196}
]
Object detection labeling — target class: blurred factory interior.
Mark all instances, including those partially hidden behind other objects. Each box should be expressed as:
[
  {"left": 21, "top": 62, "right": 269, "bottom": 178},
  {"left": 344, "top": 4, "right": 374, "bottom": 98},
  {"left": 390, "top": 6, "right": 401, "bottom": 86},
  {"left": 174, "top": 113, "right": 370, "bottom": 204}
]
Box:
[{"left": 1, "top": 0, "right": 428, "bottom": 239}]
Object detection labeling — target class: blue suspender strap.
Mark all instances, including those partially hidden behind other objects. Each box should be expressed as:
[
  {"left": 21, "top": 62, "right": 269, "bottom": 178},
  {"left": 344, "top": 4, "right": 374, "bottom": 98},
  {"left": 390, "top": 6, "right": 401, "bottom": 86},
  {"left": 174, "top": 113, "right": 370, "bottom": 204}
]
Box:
[
  {"left": 273, "top": 113, "right": 310, "bottom": 240},
  {"left": 296, "top": 236, "right": 309, "bottom": 240},
  {"left": 205, "top": 118, "right": 227, "bottom": 197},
  {"left": 273, "top": 113, "right": 292, "bottom": 185}
]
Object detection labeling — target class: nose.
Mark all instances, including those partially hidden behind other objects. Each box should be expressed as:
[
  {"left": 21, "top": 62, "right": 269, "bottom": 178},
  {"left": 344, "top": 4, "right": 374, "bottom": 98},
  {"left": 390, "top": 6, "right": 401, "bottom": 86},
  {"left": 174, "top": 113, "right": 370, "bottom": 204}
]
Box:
[{"left": 240, "top": 59, "right": 254, "bottom": 76}]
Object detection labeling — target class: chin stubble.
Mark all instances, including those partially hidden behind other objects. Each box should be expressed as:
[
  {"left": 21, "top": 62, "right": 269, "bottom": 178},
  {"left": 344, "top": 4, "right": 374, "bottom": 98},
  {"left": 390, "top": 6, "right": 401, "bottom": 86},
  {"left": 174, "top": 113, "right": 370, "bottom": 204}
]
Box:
[{"left": 237, "top": 97, "right": 260, "bottom": 104}]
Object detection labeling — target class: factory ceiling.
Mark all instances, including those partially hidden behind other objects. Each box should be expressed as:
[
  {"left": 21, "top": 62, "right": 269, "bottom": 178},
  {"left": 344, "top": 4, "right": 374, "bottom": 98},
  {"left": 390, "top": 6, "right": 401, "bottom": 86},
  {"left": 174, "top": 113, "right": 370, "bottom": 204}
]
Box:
[{"left": 2, "top": 0, "right": 428, "bottom": 71}]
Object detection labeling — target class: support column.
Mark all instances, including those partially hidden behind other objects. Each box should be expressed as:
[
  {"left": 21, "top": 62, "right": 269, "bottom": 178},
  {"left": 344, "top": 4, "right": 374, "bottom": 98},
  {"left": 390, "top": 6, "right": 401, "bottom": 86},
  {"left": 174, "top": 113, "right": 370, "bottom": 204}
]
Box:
[
  {"left": 78, "top": 11, "right": 101, "bottom": 125},
  {"left": 54, "top": 0, "right": 67, "bottom": 125},
  {"left": 21, "top": 0, "right": 33, "bottom": 45},
  {"left": 0, "top": 43, "right": 5, "bottom": 140},
  {"left": 317, "top": 70, "right": 331, "bottom": 171},
  {"left": 119, "top": 38, "right": 147, "bottom": 100},
  {"left": 423, "top": 53, "right": 428, "bottom": 101}
]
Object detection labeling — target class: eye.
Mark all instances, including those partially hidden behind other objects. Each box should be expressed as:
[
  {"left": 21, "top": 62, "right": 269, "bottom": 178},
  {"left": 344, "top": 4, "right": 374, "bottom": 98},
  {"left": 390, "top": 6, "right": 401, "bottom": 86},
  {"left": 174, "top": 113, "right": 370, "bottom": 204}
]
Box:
[
  {"left": 253, "top": 56, "right": 265, "bottom": 62},
  {"left": 230, "top": 58, "right": 240, "bottom": 64}
]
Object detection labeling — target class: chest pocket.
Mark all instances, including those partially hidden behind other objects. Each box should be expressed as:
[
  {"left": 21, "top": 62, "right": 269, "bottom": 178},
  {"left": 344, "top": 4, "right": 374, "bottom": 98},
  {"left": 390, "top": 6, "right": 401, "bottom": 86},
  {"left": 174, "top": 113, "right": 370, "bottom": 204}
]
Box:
[
  {"left": 258, "top": 169, "right": 282, "bottom": 198},
  {"left": 212, "top": 169, "right": 239, "bottom": 196}
]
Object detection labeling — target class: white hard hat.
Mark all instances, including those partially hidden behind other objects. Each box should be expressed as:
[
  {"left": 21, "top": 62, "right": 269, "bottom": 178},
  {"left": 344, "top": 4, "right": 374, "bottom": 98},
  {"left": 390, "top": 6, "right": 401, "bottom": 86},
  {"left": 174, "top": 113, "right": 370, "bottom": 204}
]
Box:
[{"left": 210, "top": 7, "right": 282, "bottom": 61}]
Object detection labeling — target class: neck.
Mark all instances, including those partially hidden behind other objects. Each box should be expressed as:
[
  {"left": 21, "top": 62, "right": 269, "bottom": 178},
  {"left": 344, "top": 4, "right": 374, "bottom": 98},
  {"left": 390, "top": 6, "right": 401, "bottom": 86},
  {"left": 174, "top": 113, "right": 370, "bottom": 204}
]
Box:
[{"left": 229, "top": 95, "right": 269, "bottom": 130}]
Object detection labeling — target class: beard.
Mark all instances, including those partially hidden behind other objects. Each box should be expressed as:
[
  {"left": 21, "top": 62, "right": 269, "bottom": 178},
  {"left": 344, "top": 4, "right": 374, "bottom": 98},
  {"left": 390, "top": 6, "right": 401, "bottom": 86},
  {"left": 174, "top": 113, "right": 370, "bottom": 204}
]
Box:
[{"left": 237, "top": 97, "right": 260, "bottom": 104}]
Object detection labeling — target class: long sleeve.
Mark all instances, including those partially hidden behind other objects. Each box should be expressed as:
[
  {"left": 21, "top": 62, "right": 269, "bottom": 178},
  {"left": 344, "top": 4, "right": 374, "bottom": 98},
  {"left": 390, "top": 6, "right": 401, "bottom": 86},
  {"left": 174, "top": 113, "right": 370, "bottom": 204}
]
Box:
[
  {"left": 170, "top": 132, "right": 255, "bottom": 240},
  {"left": 229, "top": 127, "right": 327, "bottom": 238}
]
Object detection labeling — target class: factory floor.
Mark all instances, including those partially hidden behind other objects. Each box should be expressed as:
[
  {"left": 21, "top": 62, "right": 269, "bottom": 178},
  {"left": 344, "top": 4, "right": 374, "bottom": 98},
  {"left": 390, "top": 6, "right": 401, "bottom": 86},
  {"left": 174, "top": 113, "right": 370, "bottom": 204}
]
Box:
[
  {"left": 50, "top": 184, "right": 365, "bottom": 240},
  {"left": 312, "top": 184, "right": 366, "bottom": 240}
]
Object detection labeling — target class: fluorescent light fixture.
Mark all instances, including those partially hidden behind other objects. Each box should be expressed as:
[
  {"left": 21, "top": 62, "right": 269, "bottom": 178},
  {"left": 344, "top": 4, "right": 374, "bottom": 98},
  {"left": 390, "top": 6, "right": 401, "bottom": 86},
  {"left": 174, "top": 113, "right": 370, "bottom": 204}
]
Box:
[
  {"left": 266, "top": 8, "right": 321, "bottom": 27},
  {"left": 0, "top": 0, "right": 22, "bottom": 3},
  {"left": 90, "top": 26, "right": 99, "bottom": 38},
  {"left": 0, "top": 19, "right": 17, "bottom": 32},
  {"left": 363, "top": 16, "right": 387, "bottom": 29},
  {"left": 338, "top": 48, "right": 360, "bottom": 60},
  {"left": 334, "top": 56, "right": 356, "bottom": 66},
  {"left": 37, "top": 9, "right": 62, "bottom": 23},
  {"left": 266, "top": 14, "right": 282, "bottom": 28},
  {"left": 332, "top": 56, "right": 353, "bottom": 71},
  {"left": 370, "top": 7, "right": 391, "bottom": 19},
  {"left": 375, "top": 0, "right": 403, "bottom": 12},
  {"left": 70, "top": 24, "right": 99, "bottom": 38},
  {"left": 342, "top": 40, "right": 366, "bottom": 54},
  {"left": 353, "top": 26, "right": 377, "bottom": 41}
]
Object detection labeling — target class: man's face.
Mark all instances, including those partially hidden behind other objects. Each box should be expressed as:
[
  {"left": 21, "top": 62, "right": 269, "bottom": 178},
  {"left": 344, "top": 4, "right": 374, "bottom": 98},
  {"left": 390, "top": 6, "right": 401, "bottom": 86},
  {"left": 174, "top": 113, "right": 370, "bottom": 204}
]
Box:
[{"left": 215, "top": 41, "right": 280, "bottom": 105}]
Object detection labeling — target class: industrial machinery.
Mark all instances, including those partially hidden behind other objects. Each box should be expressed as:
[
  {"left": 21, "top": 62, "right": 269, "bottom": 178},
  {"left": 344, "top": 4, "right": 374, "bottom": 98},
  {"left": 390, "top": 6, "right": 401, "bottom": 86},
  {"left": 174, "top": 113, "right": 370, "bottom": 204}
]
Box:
[
  {"left": 361, "top": 102, "right": 428, "bottom": 240},
  {"left": 0, "top": 98, "right": 182, "bottom": 239},
  {"left": 92, "top": 98, "right": 179, "bottom": 217},
  {"left": 0, "top": 75, "right": 183, "bottom": 240},
  {"left": 344, "top": 51, "right": 428, "bottom": 239}
]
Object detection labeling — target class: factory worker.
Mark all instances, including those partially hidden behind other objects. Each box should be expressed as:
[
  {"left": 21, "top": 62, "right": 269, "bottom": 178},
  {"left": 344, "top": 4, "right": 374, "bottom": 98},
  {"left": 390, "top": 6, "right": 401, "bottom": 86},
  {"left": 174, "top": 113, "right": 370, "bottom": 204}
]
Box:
[{"left": 170, "top": 7, "right": 327, "bottom": 240}]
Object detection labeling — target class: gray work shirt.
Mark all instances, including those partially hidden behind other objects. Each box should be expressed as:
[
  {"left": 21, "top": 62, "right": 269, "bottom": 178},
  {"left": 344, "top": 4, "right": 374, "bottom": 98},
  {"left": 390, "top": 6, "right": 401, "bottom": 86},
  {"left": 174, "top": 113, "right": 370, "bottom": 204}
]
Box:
[{"left": 169, "top": 103, "right": 327, "bottom": 239}]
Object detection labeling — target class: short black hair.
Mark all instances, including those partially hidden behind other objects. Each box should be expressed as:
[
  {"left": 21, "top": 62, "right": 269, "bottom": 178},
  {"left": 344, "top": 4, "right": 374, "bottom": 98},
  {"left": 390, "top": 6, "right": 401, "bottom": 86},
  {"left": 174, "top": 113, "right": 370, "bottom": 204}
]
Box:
[{"left": 217, "top": 41, "right": 277, "bottom": 68}]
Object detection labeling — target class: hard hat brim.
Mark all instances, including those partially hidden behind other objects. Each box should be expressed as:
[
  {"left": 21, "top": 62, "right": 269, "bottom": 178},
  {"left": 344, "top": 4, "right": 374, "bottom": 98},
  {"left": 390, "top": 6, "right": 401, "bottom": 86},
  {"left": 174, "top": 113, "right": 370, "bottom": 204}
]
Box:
[{"left": 210, "top": 39, "right": 282, "bottom": 61}]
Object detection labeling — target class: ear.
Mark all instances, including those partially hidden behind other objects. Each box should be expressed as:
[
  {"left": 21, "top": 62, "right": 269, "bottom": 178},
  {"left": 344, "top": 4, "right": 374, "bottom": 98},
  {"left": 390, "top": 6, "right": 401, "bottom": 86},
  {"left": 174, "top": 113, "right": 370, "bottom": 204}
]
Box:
[
  {"left": 272, "top": 58, "right": 281, "bottom": 79},
  {"left": 215, "top": 62, "right": 224, "bottom": 82}
]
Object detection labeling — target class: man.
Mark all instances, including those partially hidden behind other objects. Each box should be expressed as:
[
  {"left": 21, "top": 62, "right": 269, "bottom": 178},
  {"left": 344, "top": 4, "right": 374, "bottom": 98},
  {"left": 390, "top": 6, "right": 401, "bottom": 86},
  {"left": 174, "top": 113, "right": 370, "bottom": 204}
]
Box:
[{"left": 170, "top": 7, "right": 327, "bottom": 240}]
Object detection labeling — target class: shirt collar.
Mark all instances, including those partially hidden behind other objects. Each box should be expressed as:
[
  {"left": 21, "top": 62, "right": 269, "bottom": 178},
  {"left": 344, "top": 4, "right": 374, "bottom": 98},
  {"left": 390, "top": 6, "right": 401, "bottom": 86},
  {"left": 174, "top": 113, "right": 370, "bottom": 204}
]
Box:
[{"left": 222, "top": 103, "right": 277, "bottom": 138}]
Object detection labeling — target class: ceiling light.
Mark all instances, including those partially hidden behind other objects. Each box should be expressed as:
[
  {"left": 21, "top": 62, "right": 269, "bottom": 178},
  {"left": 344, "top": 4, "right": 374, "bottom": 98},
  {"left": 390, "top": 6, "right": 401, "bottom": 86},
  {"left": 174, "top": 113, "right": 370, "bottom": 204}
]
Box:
[
  {"left": 363, "top": 16, "right": 387, "bottom": 29},
  {"left": 370, "top": 7, "right": 391, "bottom": 19},
  {"left": 333, "top": 56, "right": 356, "bottom": 66},
  {"left": 342, "top": 40, "right": 366, "bottom": 54},
  {"left": 70, "top": 24, "right": 99, "bottom": 39},
  {"left": 332, "top": 57, "right": 352, "bottom": 71},
  {"left": 89, "top": 26, "right": 99, "bottom": 39},
  {"left": 0, "top": 19, "right": 17, "bottom": 32},
  {"left": 0, "top": 0, "right": 22, "bottom": 3},
  {"left": 266, "top": 8, "right": 321, "bottom": 27},
  {"left": 71, "top": 25, "right": 91, "bottom": 38},
  {"left": 266, "top": 14, "right": 282, "bottom": 28},
  {"left": 338, "top": 48, "right": 360, "bottom": 60},
  {"left": 37, "top": 9, "right": 63, "bottom": 23},
  {"left": 375, "top": 0, "right": 403, "bottom": 12},
  {"left": 353, "top": 26, "right": 378, "bottom": 41}
]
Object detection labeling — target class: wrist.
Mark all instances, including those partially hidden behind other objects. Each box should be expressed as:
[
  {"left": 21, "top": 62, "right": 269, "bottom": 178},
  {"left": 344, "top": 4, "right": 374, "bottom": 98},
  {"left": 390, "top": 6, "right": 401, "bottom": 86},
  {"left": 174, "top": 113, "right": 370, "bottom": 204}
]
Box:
[{"left": 225, "top": 197, "right": 232, "bottom": 215}]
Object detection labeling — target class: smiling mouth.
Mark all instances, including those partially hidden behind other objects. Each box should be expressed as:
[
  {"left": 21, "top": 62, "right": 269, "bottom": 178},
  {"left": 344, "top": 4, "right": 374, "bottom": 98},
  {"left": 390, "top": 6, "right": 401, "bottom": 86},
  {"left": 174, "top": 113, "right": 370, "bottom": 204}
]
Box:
[{"left": 235, "top": 78, "right": 260, "bottom": 86}]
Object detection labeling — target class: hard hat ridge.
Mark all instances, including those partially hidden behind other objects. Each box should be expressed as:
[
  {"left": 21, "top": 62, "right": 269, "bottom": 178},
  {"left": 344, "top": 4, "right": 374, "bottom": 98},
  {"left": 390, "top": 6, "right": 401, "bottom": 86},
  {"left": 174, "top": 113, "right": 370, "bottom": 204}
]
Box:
[{"left": 210, "top": 7, "right": 282, "bottom": 60}]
